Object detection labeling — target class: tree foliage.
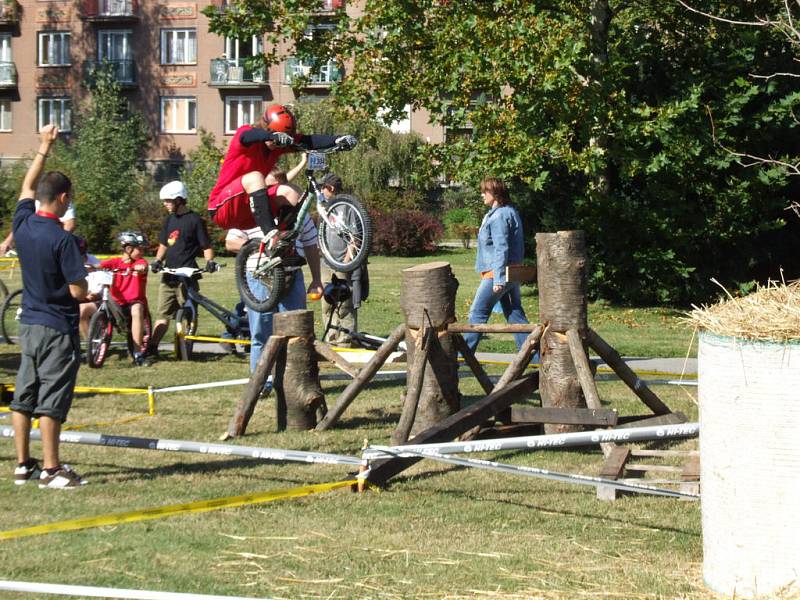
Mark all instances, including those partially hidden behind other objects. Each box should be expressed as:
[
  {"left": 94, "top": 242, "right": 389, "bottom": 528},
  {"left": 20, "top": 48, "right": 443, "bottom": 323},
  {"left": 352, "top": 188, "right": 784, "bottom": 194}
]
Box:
[{"left": 207, "top": 0, "right": 800, "bottom": 304}]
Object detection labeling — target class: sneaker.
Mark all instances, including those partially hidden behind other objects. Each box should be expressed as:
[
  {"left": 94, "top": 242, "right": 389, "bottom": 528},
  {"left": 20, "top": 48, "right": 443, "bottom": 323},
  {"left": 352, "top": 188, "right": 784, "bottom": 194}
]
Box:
[
  {"left": 133, "top": 353, "right": 152, "bottom": 367},
  {"left": 14, "top": 460, "right": 41, "bottom": 485},
  {"left": 39, "top": 464, "right": 87, "bottom": 489}
]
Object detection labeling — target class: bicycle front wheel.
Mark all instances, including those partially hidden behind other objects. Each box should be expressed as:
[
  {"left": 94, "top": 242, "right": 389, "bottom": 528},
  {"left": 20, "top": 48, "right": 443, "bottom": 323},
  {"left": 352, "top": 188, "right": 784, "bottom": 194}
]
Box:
[
  {"left": 87, "top": 310, "right": 113, "bottom": 368},
  {"left": 0, "top": 288, "right": 23, "bottom": 344},
  {"left": 174, "top": 306, "right": 197, "bottom": 361},
  {"left": 318, "top": 194, "right": 372, "bottom": 273},
  {"left": 235, "top": 238, "right": 286, "bottom": 313}
]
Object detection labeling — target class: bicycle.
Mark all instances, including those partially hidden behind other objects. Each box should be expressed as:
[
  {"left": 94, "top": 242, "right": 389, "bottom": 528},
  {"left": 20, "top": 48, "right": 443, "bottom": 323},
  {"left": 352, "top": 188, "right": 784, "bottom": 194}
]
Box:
[
  {"left": 158, "top": 266, "right": 249, "bottom": 361},
  {"left": 0, "top": 287, "right": 23, "bottom": 344},
  {"left": 86, "top": 268, "right": 153, "bottom": 368},
  {"left": 235, "top": 144, "right": 372, "bottom": 313}
]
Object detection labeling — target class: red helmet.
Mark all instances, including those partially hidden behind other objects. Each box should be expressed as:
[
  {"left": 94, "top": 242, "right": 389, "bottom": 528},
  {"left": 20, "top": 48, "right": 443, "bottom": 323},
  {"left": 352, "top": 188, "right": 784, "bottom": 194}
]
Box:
[{"left": 262, "top": 104, "right": 296, "bottom": 136}]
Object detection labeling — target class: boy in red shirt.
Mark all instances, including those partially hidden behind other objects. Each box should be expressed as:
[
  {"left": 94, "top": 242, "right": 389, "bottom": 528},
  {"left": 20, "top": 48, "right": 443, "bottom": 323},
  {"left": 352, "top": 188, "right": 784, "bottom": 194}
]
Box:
[{"left": 98, "top": 231, "right": 150, "bottom": 366}]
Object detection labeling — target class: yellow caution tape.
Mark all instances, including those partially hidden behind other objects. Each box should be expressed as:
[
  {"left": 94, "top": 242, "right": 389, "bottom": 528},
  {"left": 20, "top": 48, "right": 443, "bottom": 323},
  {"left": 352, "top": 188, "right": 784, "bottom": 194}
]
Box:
[
  {"left": 0, "top": 385, "right": 148, "bottom": 395},
  {"left": 0, "top": 479, "right": 357, "bottom": 541},
  {"left": 183, "top": 334, "right": 251, "bottom": 345}
]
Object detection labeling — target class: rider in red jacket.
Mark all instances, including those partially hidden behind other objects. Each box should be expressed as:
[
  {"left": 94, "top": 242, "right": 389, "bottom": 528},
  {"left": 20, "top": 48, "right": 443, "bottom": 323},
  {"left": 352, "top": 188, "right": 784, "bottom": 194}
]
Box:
[{"left": 207, "top": 104, "right": 356, "bottom": 237}]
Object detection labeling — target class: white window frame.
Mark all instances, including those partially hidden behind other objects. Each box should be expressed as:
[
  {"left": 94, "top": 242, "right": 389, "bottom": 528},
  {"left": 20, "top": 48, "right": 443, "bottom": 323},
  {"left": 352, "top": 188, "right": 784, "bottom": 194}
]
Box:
[
  {"left": 37, "top": 31, "right": 71, "bottom": 67},
  {"left": 160, "top": 96, "right": 197, "bottom": 134},
  {"left": 224, "top": 96, "right": 262, "bottom": 135},
  {"left": 38, "top": 97, "right": 71, "bottom": 132},
  {"left": 160, "top": 29, "right": 196, "bottom": 65},
  {"left": 0, "top": 99, "right": 11, "bottom": 132},
  {"left": 223, "top": 35, "right": 263, "bottom": 66}
]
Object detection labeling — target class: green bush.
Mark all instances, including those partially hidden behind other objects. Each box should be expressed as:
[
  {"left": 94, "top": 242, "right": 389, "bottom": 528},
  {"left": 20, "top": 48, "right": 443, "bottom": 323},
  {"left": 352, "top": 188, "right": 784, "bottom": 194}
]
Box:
[
  {"left": 442, "top": 207, "right": 480, "bottom": 248},
  {"left": 364, "top": 188, "right": 427, "bottom": 213}
]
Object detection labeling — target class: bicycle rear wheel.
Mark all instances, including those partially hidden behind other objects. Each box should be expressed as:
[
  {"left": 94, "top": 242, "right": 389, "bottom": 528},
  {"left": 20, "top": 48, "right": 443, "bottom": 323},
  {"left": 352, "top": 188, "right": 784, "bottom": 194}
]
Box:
[
  {"left": 0, "top": 288, "right": 23, "bottom": 345},
  {"left": 174, "top": 306, "right": 197, "bottom": 361},
  {"left": 318, "top": 194, "right": 372, "bottom": 273},
  {"left": 235, "top": 238, "right": 286, "bottom": 313},
  {"left": 87, "top": 310, "right": 113, "bottom": 368}
]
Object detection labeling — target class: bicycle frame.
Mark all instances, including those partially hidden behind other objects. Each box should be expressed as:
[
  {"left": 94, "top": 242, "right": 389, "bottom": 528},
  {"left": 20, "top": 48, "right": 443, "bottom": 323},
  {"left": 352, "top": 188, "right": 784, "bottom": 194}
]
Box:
[{"left": 163, "top": 268, "right": 248, "bottom": 336}]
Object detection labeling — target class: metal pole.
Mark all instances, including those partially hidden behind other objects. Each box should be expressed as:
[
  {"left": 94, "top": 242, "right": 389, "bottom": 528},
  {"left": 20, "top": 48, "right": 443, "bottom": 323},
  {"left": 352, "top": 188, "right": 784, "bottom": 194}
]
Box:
[
  {"left": 363, "top": 422, "right": 699, "bottom": 460},
  {"left": 0, "top": 426, "right": 363, "bottom": 467}
]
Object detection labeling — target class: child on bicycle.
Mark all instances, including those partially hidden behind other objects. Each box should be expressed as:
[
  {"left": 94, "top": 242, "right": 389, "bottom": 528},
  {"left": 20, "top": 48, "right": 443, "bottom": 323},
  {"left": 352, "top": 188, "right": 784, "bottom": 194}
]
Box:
[
  {"left": 98, "top": 231, "right": 150, "bottom": 366},
  {"left": 207, "top": 103, "right": 357, "bottom": 240}
]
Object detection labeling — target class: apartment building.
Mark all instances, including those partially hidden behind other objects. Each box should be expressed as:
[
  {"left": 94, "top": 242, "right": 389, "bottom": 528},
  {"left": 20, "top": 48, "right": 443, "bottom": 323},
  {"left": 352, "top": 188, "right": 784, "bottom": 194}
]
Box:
[{"left": 0, "top": 0, "right": 442, "bottom": 169}]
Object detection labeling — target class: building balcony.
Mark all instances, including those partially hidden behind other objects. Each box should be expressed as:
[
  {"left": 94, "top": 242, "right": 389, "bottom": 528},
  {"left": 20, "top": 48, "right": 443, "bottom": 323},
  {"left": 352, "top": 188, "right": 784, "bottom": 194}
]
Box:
[
  {"left": 285, "top": 57, "right": 342, "bottom": 87},
  {"left": 83, "top": 59, "right": 137, "bottom": 87},
  {"left": 83, "top": 0, "right": 139, "bottom": 22},
  {"left": 0, "top": 61, "right": 16, "bottom": 87},
  {"left": 316, "top": 0, "right": 344, "bottom": 13},
  {"left": 0, "top": 0, "right": 19, "bottom": 26},
  {"left": 209, "top": 59, "right": 266, "bottom": 87}
]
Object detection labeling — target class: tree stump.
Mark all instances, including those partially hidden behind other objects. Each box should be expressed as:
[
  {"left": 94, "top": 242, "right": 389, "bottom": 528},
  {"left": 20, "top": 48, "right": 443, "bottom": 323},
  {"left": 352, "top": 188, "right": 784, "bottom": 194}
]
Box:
[
  {"left": 536, "top": 231, "right": 589, "bottom": 434},
  {"left": 273, "top": 310, "right": 325, "bottom": 431},
  {"left": 400, "top": 262, "right": 460, "bottom": 434}
]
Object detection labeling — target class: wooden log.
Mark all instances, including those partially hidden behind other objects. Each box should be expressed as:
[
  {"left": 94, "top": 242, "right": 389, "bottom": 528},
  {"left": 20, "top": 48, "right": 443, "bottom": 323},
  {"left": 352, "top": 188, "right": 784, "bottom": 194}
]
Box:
[
  {"left": 447, "top": 323, "right": 538, "bottom": 334},
  {"left": 273, "top": 310, "right": 325, "bottom": 431},
  {"left": 313, "top": 339, "right": 360, "bottom": 379},
  {"left": 452, "top": 333, "right": 494, "bottom": 395},
  {"left": 509, "top": 406, "right": 618, "bottom": 426},
  {"left": 537, "top": 231, "right": 589, "bottom": 434},
  {"left": 586, "top": 328, "right": 672, "bottom": 415},
  {"left": 400, "top": 263, "right": 460, "bottom": 433},
  {"left": 224, "top": 335, "right": 287, "bottom": 439},
  {"left": 459, "top": 324, "right": 543, "bottom": 441},
  {"left": 392, "top": 326, "right": 434, "bottom": 445},
  {"left": 566, "top": 328, "right": 613, "bottom": 457},
  {"left": 367, "top": 374, "right": 540, "bottom": 486},
  {"left": 315, "top": 324, "right": 406, "bottom": 431}
]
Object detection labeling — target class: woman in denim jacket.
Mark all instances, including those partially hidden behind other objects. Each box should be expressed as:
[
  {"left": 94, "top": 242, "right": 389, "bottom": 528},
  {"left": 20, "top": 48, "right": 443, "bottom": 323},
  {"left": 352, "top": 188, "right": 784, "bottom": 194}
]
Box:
[{"left": 463, "top": 177, "right": 531, "bottom": 353}]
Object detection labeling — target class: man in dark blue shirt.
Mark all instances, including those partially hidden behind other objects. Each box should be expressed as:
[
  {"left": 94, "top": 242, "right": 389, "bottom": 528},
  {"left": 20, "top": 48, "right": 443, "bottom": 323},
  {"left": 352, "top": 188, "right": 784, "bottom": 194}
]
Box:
[{"left": 10, "top": 124, "right": 89, "bottom": 489}]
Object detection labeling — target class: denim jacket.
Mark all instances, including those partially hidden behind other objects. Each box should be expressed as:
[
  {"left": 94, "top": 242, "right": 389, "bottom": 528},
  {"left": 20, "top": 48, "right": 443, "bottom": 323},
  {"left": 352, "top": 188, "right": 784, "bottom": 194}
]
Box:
[{"left": 474, "top": 204, "right": 525, "bottom": 286}]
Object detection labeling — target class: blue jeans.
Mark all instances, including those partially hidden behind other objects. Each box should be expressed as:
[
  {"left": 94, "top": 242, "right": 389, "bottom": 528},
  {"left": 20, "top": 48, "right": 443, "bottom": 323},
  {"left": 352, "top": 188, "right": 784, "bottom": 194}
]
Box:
[
  {"left": 463, "top": 278, "right": 530, "bottom": 354},
  {"left": 247, "top": 270, "right": 306, "bottom": 373}
]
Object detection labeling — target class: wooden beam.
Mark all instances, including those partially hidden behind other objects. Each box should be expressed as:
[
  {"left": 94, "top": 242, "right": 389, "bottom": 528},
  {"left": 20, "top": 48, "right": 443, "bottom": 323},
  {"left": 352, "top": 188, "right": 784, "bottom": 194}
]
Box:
[
  {"left": 315, "top": 324, "right": 406, "bottom": 431},
  {"left": 224, "top": 335, "right": 287, "bottom": 439},
  {"left": 616, "top": 411, "right": 687, "bottom": 429},
  {"left": 367, "top": 373, "right": 540, "bottom": 487},
  {"left": 509, "top": 406, "right": 617, "bottom": 426},
  {"left": 313, "top": 339, "right": 360, "bottom": 379},
  {"left": 392, "top": 326, "right": 434, "bottom": 446},
  {"left": 586, "top": 328, "right": 672, "bottom": 415},
  {"left": 448, "top": 323, "right": 538, "bottom": 334},
  {"left": 452, "top": 333, "right": 494, "bottom": 395}
]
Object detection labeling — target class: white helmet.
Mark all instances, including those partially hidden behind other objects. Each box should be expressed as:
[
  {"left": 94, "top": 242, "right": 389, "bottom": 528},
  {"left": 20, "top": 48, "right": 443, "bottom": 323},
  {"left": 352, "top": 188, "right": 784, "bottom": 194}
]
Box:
[{"left": 159, "top": 180, "right": 188, "bottom": 202}]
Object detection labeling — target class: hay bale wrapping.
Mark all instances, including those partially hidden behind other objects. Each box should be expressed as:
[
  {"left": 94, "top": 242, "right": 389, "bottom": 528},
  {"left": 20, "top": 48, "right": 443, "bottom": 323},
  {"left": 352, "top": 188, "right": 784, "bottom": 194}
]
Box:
[{"left": 687, "top": 281, "right": 800, "bottom": 598}]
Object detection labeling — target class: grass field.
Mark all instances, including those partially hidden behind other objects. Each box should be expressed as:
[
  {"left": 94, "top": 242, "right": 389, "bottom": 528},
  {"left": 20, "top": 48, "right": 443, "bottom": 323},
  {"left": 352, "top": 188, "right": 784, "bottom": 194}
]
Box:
[{"left": 0, "top": 250, "right": 714, "bottom": 599}]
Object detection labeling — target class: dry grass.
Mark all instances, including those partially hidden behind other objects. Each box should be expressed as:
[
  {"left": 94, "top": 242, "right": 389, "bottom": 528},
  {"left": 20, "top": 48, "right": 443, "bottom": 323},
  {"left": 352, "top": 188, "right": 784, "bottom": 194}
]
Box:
[{"left": 685, "top": 278, "right": 800, "bottom": 342}]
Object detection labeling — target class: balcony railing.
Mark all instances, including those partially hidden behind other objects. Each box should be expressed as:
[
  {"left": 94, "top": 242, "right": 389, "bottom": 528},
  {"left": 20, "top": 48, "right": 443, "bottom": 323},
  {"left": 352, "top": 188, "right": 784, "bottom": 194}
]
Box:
[
  {"left": 83, "top": 0, "right": 138, "bottom": 20},
  {"left": 209, "top": 59, "right": 265, "bottom": 86},
  {"left": 0, "top": 61, "right": 16, "bottom": 87},
  {"left": 317, "top": 0, "right": 344, "bottom": 12},
  {"left": 285, "top": 57, "right": 342, "bottom": 86},
  {"left": 83, "top": 59, "right": 137, "bottom": 86},
  {"left": 0, "top": 0, "right": 19, "bottom": 25}
]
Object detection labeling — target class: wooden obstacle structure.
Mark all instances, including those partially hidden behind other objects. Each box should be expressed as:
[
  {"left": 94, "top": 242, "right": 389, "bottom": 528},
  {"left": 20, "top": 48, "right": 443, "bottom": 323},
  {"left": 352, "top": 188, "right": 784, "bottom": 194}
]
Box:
[{"left": 224, "top": 231, "right": 693, "bottom": 498}]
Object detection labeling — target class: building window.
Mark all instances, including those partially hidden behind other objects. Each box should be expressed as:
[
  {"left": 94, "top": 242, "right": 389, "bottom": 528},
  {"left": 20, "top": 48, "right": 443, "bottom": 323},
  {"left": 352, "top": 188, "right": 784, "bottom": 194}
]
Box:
[
  {"left": 0, "top": 34, "right": 11, "bottom": 62},
  {"left": 161, "top": 29, "right": 197, "bottom": 65},
  {"left": 161, "top": 97, "right": 196, "bottom": 133},
  {"left": 38, "top": 32, "right": 71, "bottom": 67},
  {"left": 224, "top": 96, "right": 261, "bottom": 134},
  {"left": 38, "top": 97, "right": 71, "bottom": 132},
  {"left": 0, "top": 99, "right": 11, "bottom": 132}
]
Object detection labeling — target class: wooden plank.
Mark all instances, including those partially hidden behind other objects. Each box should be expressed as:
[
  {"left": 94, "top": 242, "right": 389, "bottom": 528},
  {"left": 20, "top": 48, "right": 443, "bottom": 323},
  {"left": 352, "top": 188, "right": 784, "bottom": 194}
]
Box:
[
  {"left": 626, "top": 464, "right": 684, "bottom": 473},
  {"left": 367, "top": 373, "right": 540, "bottom": 487},
  {"left": 632, "top": 449, "right": 699, "bottom": 458},
  {"left": 506, "top": 264, "right": 537, "bottom": 283},
  {"left": 616, "top": 411, "right": 688, "bottom": 428},
  {"left": 682, "top": 455, "right": 701, "bottom": 481},
  {"left": 313, "top": 339, "right": 360, "bottom": 379},
  {"left": 316, "top": 324, "right": 406, "bottom": 431},
  {"left": 599, "top": 446, "right": 631, "bottom": 479},
  {"left": 586, "top": 328, "right": 672, "bottom": 415},
  {"left": 448, "top": 323, "right": 538, "bottom": 334},
  {"left": 509, "top": 406, "right": 618, "bottom": 426}
]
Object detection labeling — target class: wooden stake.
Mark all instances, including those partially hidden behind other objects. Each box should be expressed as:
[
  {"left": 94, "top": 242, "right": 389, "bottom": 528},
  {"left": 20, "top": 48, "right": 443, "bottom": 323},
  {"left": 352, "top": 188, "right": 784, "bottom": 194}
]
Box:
[
  {"left": 315, "top": 324, "right": 406, "bottom": 431},
  {"left": 452, "top": 333, "right": 494, "bottom": 395},
  {"left": 313, "top": 339, "right": 360, "bottom": 379},
  {"left": 392, "top": 326, "right": 434, "bottom": 445},
  {"left": 586, "top": 328, "right": 672, "bottom": 415}
]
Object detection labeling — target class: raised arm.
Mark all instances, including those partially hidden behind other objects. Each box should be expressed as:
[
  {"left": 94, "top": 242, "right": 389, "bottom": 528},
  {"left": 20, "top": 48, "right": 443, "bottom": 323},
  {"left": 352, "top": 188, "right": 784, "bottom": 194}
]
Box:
[
  {"left": 19, "top": 125, "right": 59, "bottom": 201},
  {"left": 285, "top": 153, "right": 308, "bottom": 182}
]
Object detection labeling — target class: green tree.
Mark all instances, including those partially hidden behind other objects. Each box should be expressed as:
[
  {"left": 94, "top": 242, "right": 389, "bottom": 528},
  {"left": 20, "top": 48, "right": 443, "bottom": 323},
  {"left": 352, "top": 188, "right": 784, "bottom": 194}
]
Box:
[{"left": 207, "top": 0, "right": 800, "bottom": 304}]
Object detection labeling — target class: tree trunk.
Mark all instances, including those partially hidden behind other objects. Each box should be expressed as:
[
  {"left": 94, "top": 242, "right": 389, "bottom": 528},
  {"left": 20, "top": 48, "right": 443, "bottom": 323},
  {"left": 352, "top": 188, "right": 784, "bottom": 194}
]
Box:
[
  {"left": 536, "top": 231, "right": 589, "bottom": 434},
  {"left": 273, "top": 310, "right": 325, "bottom": 431},
  {"left": 400, "top": 262, "right": 460, "bottom": 433}
]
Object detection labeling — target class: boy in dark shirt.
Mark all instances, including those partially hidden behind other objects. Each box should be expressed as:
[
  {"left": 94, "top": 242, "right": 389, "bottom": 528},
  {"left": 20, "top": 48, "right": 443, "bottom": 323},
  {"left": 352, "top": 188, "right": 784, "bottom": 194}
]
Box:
[
  {"left": 10, "top": 124, "right": 89, "bottom": 489},
  {"left": 147, "top": 180, "right": 217, "bottom": 356}
]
